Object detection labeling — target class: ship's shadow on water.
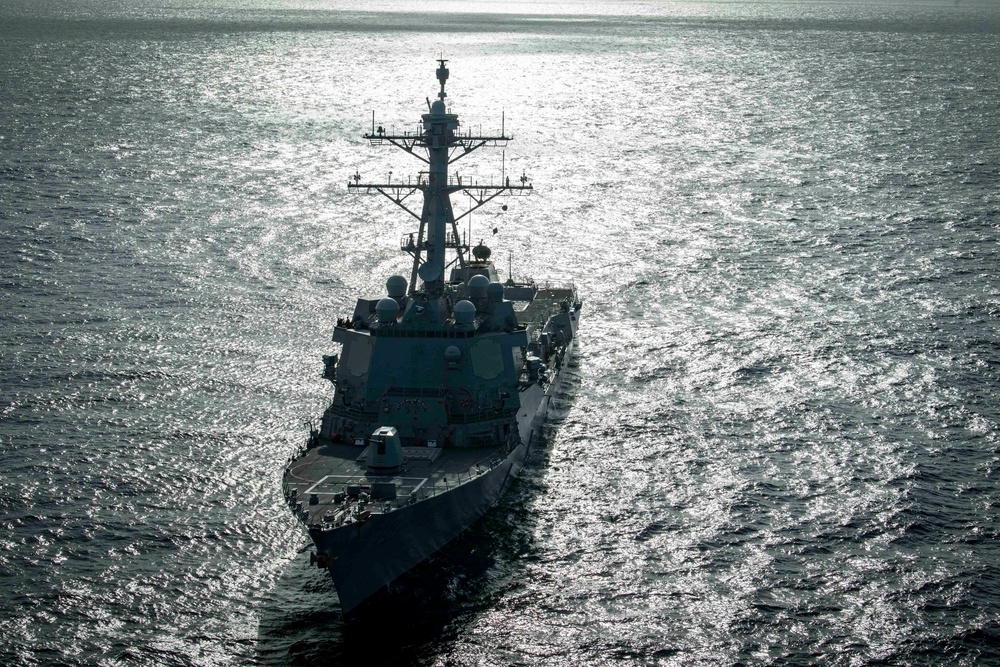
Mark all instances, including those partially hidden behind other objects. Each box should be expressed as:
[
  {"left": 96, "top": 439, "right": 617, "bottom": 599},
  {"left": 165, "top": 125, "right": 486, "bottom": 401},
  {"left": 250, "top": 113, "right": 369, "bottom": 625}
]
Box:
[
  {"left": 256, "top": 489, "right": 537, "bottom": 666},
  {"left": 254, "top": 551, "right": 481, "bottom": 665},
  {"left": 255, "top": 417, "right": 570, "bottom": 667}
]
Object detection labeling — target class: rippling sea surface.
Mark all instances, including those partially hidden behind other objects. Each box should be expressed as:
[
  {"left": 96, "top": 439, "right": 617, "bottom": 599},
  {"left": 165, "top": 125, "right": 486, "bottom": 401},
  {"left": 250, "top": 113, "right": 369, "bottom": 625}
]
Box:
[{"left": 2, "top": 1, "right": 999, "bottom": 664}]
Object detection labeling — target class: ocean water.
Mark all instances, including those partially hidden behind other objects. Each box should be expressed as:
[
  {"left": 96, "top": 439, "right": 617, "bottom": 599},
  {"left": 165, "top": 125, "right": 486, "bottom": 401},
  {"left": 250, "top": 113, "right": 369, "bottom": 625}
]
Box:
[{"left": 2, "top": 1, "right": 999, "bottom": 665}]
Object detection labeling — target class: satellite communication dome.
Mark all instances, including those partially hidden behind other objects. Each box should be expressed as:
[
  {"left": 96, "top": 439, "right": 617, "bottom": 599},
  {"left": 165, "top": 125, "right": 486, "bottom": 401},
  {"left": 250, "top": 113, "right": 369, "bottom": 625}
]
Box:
[
  {"left": 386, "top": 275, "right": 407, "bottom": 299},
  {"left": 487, "top": 281, "right": 504, "bottom": 302},
  {"left": 376, "top": 297, "right": 399, "bottom": 322},
  {"left": 453, "top": 300, "right": 476, "bottom": 325},
  {"left": 469, "top": 274, "right": 489, "bottom": 299}
]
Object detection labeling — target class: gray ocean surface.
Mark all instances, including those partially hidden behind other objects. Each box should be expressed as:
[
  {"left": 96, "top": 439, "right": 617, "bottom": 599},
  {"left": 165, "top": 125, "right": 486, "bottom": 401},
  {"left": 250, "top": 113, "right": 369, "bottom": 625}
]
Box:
[{"left": 2, "top": 1, "right": 999, "bottom": 665}]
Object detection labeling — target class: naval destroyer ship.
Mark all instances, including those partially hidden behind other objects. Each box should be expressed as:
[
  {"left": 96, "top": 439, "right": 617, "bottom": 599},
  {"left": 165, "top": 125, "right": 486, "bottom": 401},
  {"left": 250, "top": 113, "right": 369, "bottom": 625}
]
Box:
[{"left": 282, "top": 60, "right": 581, "bottom": 613}]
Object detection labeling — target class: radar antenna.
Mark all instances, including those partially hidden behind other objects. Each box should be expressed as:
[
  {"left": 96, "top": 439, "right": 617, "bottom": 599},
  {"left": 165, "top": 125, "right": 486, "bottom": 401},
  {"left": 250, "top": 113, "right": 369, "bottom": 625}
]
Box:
[{"left": 348, "top": 62, "right": 532, "bottom": 295}]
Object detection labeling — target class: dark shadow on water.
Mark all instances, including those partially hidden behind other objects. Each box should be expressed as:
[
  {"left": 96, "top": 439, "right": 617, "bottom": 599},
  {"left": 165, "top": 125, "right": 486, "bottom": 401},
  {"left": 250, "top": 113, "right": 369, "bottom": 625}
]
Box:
[{"left": 256, "top": 554, "right": 466, "bottom": 664}]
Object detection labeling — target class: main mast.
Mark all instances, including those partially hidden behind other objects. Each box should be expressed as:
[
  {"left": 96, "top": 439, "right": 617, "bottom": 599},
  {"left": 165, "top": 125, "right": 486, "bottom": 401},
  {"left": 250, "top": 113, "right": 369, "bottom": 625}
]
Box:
[{"left": 348, "top": 59, "right": 532, "bottom": 296}]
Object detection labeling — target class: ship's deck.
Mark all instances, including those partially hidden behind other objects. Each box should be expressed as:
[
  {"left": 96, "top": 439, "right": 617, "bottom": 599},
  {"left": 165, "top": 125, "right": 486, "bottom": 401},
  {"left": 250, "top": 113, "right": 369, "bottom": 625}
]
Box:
[
  {"left": 516, "top": 285, "right": 577, "bottom": 326},
  {"left": 283, "top": 443, "right": 506, "bottom": 529}
]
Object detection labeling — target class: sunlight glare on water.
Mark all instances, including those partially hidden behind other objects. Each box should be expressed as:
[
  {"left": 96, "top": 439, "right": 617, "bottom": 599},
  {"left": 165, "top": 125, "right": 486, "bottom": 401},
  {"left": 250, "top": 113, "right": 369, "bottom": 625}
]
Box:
[{"left": 1, "top": 0, "right": 999, "bottom": 665}]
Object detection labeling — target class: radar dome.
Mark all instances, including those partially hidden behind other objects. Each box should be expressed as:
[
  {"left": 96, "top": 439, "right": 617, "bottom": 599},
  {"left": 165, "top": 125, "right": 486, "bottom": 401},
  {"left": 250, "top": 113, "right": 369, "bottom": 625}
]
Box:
[
  {"left": 376, "top": 297, "right": 399, "bottom": 322},
  {"left": 469, "top": 274, "right": 489, "bottom": 299},
  {"left": 386, "top": 275, "right": 407, "bottom": 299},
  {"left": 487, "top": 281, "right": 504, "bottom": 302},
  {"left": 453, "top": 300, "right": 476, "bottom": 325},
  {"left": 444, "top": 345, "right": 462, "bottom": 362}
]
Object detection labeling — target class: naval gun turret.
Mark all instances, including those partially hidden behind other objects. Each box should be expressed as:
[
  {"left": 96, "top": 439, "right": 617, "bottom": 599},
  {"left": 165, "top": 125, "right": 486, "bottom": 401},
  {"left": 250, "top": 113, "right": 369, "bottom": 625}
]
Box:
[{"left": 367, "top": 426, "right": 402, "bottom": 472}]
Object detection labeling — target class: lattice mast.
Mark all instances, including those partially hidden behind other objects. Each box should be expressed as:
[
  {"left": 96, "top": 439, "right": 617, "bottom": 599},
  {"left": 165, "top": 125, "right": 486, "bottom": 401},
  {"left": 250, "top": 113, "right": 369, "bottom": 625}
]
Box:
[{"left": 348, "top": 60, "right": 532, "bottom": 296}]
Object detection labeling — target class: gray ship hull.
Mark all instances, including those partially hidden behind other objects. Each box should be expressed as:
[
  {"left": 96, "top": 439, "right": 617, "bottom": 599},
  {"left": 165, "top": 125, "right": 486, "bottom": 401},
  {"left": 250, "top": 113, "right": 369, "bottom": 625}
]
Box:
[{"left": 314, "top": 441, "right": 523, "bottom": 613}]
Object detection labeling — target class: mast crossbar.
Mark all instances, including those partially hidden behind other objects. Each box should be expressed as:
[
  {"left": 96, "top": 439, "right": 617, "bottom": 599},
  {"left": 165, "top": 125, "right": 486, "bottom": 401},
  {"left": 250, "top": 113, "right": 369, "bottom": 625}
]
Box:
[
  {"left": 451, "top": 184, "right": 532, "bottom": 224},
  {"left": 349, "top": 62, "right": 532, "bottom": 293},
  {"left": 347, "top": 182, "right": 422, "bottom": 221},
  {"left": 447, "top": 137, "right": 511, "bottom": 164}
]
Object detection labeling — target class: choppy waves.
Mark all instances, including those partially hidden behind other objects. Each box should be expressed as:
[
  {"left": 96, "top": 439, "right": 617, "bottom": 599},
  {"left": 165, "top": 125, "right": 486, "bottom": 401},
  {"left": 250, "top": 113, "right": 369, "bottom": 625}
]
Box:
[{"left": 2, "top": 2, "right": 999, "bottom": 665}]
